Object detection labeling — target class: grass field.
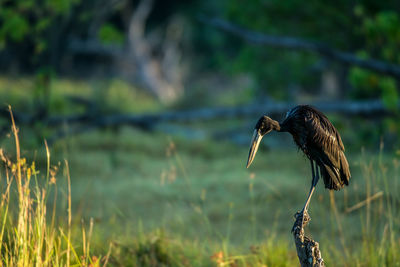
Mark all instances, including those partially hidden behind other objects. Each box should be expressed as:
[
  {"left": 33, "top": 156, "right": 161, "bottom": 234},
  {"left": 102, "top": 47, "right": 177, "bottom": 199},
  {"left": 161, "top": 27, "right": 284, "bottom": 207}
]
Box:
[
  {"left": 0, "top": 78, "right": 399, "bottom": 266},
  {"left": 1, "top": 124, "right": 399, "bottom": 266}
]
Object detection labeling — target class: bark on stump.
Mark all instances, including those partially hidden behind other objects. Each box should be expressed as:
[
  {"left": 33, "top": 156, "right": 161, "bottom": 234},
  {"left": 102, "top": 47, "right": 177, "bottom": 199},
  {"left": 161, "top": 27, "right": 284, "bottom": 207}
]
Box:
[{"left": 292, "top": 211, "right": 324, "bottom": 267}]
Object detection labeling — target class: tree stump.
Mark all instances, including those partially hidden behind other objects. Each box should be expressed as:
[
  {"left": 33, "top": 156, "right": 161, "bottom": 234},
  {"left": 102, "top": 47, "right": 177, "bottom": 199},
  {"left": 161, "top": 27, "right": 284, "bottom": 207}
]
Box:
[{"left": 292, "top": 211, "right": 325, "bottom": 267}]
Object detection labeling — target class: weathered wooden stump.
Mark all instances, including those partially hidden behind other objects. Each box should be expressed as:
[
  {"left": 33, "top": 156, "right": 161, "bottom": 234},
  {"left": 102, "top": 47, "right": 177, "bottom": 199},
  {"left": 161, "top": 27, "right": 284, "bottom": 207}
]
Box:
[{"left": 292, "top": 210, "right": 324, "bottom": 267}]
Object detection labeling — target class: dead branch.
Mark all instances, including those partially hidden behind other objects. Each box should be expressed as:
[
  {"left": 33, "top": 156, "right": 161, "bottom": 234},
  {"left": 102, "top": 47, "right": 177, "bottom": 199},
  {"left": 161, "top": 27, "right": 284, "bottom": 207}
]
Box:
[
  {"left": 292, "top": 211, "right": 325, "bottom": 267},
  {"left": 128, "top": 0, "right": 183, "bottom": 103},
  {"left": 201, "top": 16, "right": 400, "bottom": 79},
  {"left": 345, "top": 191, "right": 383, "bottom": 213}
]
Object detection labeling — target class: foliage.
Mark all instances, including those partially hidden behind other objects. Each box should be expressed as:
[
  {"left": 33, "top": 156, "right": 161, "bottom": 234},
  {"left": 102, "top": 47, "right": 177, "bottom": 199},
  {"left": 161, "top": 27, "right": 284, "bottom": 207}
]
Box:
[
  {"left": 348, "top": 9, "right": 400, "bottom": 141},
  {"left": 0, "top": 0, "right": 81, "bottom": 68},
  {"left": 349, "top": 10, "right": 400, "bottom": 106},
  {"left": 98, "top": 23, "right": 124, "bottom": 45}
]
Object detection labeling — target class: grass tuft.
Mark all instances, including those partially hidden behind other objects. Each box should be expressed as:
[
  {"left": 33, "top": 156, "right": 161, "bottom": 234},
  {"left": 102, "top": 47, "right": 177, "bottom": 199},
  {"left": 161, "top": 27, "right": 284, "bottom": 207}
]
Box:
[{"left": 0, "top": 108, "right": 109, "bottom": 266}]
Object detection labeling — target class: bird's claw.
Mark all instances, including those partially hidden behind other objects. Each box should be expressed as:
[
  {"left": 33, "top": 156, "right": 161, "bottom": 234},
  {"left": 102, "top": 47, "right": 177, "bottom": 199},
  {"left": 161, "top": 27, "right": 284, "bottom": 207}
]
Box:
[{"left": 291, "top": 209, "right": 311, "bottom": 233}]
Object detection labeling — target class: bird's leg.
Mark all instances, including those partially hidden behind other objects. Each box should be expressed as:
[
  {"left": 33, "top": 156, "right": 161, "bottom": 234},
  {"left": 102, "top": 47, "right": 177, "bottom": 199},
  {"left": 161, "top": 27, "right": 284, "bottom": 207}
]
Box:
[
  {"left": 303, "top": 160, "right": 319, "bottom": 213},
  {"left": 295, "top": 160, "right": 320, "bottom": 230}
]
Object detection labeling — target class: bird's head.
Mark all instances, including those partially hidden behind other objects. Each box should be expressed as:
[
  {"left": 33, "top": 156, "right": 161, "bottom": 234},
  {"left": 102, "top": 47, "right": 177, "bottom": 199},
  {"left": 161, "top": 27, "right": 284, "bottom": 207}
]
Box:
[{"left": 246, "top": 116, "right": 276, "bottom": 168}]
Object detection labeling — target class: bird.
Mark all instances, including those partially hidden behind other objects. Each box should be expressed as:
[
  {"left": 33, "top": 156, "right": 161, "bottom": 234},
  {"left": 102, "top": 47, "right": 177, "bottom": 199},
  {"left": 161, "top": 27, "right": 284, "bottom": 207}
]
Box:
[{"left": 246, "top": 105, "right": 350, "bottom": 220}]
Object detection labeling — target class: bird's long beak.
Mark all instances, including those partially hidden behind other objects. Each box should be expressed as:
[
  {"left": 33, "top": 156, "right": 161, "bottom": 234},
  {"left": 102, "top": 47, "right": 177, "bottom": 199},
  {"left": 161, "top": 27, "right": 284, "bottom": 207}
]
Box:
[{"left": 246, "top": 130, "right": 263, "bottom": 168}]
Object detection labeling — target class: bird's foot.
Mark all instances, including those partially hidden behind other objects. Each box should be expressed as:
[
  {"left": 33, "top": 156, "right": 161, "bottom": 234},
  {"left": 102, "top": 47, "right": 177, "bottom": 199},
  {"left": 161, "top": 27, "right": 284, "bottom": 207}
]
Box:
[{"left": 291, "top": 209, "right": 311, "bottom": 233}]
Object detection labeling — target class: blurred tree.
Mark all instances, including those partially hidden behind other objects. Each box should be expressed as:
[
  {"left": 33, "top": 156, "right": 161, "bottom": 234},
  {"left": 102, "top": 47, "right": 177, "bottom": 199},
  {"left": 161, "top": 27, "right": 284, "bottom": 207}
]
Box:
[
  {"left": 0, "top": 0, "right": 195, "bottom": 103},
  {"left": 188, "top": 0, "right": 400, "bottom": 147},
  {"left": 1, "top": 0, "right": 400, "bottom": 106},
  {"left": 348, "top": 9, "right": 400, "bottom": 145},
  {"left": 203, "top": 0, "right": 400, "bottom": 101},
  {"left": 349, "top": 10, "right": 400, "bottom": 108},
  {"left": 0, "top": 0, "right": 81, "bottom": 71}
]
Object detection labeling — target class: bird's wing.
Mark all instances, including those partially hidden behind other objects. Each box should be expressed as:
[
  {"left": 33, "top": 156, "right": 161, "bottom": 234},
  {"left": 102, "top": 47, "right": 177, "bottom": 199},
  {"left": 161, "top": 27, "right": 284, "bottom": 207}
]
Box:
[
  {"left": 305, "top": 111, "right": 341, "bottom": 165},
  {"left": 304, "top": 109, "right": 350, "bottom": 189}
]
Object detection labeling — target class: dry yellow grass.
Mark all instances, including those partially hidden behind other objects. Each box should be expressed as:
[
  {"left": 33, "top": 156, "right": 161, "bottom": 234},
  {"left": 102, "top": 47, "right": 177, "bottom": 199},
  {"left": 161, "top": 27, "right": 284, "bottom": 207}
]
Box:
[{"left": 0, "top": 107, "right": 111, "bottom": 266}]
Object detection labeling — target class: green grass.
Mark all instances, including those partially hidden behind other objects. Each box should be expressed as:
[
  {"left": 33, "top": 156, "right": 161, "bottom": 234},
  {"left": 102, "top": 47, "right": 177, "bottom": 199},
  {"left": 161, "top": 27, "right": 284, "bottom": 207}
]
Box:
[
  {"left": 0, "top": 76, "right": 160, "bottom": 114},
  {"left": 1, "top": 123, "right": 398, "bottom": 266}
]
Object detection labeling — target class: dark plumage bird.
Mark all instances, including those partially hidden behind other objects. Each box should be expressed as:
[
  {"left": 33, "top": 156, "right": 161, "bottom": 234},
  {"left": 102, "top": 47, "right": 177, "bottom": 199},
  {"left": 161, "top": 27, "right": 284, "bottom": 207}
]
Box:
[{"left": 246, "top": 105, "right": 350, "bottom": 215}]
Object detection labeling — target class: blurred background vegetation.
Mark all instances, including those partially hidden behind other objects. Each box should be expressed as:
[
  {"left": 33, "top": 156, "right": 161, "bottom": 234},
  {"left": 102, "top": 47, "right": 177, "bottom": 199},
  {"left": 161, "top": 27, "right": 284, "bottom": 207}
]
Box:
[
  {"left": 1, "top": 0, "right": 400, "bottom": 266},
  {"left": 1, "top": 0, "right": 400, "bottom": 148}
]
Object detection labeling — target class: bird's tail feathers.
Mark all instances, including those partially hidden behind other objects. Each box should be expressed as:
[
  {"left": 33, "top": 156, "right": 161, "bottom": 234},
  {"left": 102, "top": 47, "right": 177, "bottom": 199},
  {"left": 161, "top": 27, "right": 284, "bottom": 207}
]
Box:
[
  {"left": 339, "top": 151, "right": 350, "bottom": 186},
  {"left": 320, "top": 163, "right": 342, "bottom": 190},
  {"left": 319, "top": 151, "right": 350, "bottom": 190}
]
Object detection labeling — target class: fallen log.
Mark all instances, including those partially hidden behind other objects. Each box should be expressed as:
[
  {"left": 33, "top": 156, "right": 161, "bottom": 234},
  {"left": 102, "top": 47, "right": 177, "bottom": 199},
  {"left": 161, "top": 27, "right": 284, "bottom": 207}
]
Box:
[
  {"left": 0, "top": 99, "right": 397, "bottom": 126},
  {"left": 1, "top": 99, "right": 397, "bottom": 144}
]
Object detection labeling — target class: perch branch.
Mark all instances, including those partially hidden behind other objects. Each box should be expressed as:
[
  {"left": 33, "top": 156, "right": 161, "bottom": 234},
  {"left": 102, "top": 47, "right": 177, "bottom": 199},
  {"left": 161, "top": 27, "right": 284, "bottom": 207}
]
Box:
[
  {"left": 201, "top": 16, "right": 400, "bottom": 79},
  {"left": 292, "top": 211, "right": 325, "bottom": 267}
]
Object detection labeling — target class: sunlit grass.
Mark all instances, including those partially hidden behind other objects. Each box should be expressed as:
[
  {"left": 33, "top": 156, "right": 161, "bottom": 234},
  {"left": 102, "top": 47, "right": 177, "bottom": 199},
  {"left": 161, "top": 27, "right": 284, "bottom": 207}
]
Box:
[
  {"left": 0, "top": 76, "right": 160, "bottom": 115},
  {"left": 0, "top": 108, "right": 110, "bottom": 266}
]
